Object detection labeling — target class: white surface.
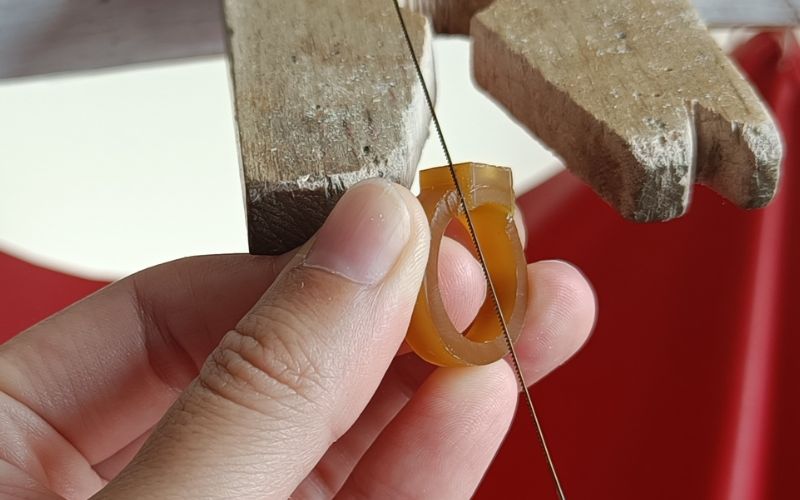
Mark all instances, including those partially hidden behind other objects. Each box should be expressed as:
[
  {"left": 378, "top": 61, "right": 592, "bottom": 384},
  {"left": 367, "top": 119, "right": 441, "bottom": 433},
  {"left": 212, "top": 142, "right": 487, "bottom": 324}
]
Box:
[
  {"left": 0, "top": 56, "right": 247, "bottom": 280},
  {"left": 0, "top": 37, "right": 561, "bottom": 280}
]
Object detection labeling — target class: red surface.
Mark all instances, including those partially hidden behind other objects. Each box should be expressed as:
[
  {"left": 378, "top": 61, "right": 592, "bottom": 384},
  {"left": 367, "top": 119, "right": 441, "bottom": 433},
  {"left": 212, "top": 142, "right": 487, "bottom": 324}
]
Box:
[
  {"left": 0, "top": 251, "right": 107, "bottom": 343},
  {"left": 1, "top": 32, "right": 797, "bottom": 499},
  {"left": 476, "top": 33, "right": 800, "bottom": 500}
]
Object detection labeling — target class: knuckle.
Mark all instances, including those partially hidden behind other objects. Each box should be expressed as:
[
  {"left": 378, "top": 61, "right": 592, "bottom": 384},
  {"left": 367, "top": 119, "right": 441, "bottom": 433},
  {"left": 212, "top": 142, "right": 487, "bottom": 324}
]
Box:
[{"left": 199, "top": 302, "right": 330, "bottom": 416}]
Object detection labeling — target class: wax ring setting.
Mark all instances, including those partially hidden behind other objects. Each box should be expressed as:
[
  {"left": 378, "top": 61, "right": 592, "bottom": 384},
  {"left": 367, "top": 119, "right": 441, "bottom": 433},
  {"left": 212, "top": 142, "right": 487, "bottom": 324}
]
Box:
[{"left": 406, "top": 162, "right": 528, "bottom": 367}]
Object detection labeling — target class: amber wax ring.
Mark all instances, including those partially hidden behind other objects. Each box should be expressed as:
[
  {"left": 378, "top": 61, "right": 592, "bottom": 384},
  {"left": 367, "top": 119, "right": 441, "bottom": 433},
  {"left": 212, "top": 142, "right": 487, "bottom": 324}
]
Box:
[{"left": 406, "top": 162, "right": 528, "bottom": 367}]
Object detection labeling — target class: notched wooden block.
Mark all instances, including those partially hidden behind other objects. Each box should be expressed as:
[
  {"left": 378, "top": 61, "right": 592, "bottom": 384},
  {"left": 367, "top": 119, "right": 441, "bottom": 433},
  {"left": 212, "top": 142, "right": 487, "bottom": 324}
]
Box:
[
  {"left": 472, "top": 0, "right": 782, "bottom": 222},
  {"left": 224, "top": 0, "right": 434, "bottom": 254}
]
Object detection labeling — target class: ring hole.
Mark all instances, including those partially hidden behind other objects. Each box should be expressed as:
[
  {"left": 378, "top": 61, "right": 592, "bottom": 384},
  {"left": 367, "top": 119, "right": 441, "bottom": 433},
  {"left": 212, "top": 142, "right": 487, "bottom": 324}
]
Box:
[{"left": 438, "top": 219, "right": 487, "bottom": 334}]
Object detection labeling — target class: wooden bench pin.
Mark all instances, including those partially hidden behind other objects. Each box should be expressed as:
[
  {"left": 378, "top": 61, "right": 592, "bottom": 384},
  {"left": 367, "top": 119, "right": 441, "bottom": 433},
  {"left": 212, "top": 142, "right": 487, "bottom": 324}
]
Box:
[
  {"left": 223, "top": 0, "right": 433, "bottom": 255},
  {"left": 222, "top": 0, "right": 785, "bottom": 256},
  {"left": 471, "top": 0, "right": 783, "bottom": 221}
]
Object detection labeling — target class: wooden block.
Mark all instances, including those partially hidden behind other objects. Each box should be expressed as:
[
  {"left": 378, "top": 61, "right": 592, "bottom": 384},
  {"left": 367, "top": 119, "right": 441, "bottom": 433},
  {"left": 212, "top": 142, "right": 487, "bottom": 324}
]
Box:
[
  {"left": 472, "top": 0, "right": 782, "bottom": 221},
  {"left": 224, "top": 0, "right": 434, "bottom": 254}
]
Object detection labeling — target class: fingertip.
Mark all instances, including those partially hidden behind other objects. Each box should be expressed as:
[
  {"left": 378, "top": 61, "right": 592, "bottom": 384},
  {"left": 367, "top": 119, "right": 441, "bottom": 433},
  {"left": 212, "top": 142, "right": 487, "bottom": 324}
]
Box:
[
  {"left": 378, "top": 182, "right": 432, "bottom": 302},
  {"left": 336, "top": 360, "right": 517, "bottom": 499},
  {"left": 438, "top": 237, "right": 486, "bottom": 332},
  {"left": 519, "top": 260, "right": 597, "bottom": 384},
  {"left": 390, "top": 182, "right": 431, "bottom": 266},
  {"left": 531, "top": 259, "right": 598, "bottom": 339}
]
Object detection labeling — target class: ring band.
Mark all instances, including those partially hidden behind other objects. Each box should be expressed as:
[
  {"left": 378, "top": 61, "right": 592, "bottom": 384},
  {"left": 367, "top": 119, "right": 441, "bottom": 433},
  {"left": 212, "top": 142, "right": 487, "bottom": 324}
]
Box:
[{"left": 407, "top": 163, "right": 528, "bottom": 367}]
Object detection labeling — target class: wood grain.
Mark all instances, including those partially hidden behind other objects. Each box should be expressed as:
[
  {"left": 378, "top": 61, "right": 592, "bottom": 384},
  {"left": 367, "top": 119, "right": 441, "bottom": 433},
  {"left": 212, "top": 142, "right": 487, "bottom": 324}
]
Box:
[
  {"left": 472, "top": 0, "right": 782, "bottom": 221},
  {"left": 224, "top": 0, "right": 433, "bottom": 254}
]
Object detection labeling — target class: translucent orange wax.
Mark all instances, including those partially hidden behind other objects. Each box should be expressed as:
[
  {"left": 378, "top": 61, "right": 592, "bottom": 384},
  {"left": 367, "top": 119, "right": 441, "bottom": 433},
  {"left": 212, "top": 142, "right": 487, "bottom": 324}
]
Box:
[{"left": 407, "top": 163, "right": 528, "bottom": 367}]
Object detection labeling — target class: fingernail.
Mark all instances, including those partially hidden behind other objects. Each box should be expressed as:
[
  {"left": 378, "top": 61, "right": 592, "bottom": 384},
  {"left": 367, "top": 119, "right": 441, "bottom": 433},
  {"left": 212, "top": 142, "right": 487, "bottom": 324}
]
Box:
[{"left": 305, "top": 179, "right": 411, "bottom": 284}]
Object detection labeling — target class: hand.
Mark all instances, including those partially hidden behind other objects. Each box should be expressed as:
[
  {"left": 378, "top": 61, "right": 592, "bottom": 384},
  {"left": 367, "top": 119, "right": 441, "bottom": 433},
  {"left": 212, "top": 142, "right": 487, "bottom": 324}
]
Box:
[{"left": 0, "top": 179, "right": 595, "bottom": 500}]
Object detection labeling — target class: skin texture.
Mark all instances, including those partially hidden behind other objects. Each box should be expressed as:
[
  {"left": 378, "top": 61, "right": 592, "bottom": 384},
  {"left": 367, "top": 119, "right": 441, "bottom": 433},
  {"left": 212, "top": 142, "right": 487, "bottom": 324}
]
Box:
[{"left": 0, "top": 180, "right": 596, "bottom": 500}]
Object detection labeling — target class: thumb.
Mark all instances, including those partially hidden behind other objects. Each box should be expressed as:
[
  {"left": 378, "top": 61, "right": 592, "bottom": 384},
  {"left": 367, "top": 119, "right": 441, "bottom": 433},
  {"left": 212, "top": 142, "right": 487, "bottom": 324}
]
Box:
[{"left": 94, "top": 179, "right": 430, "bottom": 500}]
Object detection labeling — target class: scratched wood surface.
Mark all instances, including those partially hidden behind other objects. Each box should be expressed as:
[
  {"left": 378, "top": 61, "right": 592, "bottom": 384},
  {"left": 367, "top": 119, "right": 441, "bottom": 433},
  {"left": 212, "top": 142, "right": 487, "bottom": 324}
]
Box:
[
  {"left": 224, "top": 0, "right": 433, "bottom": 254},
  {"left": 472, "top": 0, "right": 782, "bottom": 221}
]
